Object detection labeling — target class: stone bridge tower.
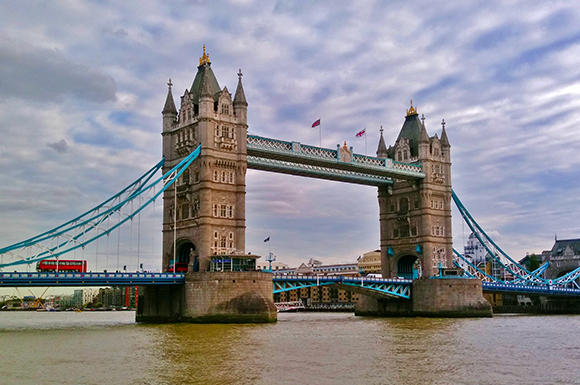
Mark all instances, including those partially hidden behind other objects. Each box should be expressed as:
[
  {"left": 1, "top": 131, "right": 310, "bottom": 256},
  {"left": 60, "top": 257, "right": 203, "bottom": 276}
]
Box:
[
  {"left": 161, "top": 46, "right": 248, "bottom": 272},
  {"left": 377, "top": 102, "right": 452, "bottom": 278}
]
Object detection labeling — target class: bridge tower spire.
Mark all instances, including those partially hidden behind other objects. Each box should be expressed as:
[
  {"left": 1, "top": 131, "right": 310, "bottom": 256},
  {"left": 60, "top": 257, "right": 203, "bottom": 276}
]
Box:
[
  {"left": 161, "top": 47, "right": 248, "bottom": 272},
  {"left": 378, "top": 101, "right": 453, "bottom": 278}
]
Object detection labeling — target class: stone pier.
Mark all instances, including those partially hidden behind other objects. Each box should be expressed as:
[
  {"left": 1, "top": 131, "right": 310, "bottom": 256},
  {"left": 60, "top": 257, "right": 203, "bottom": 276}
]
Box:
[
  {"left": 355, "top": 278, "right": 492, "bottom": 318},
  {"left": 136, "top": 271, "right": 277, "bottom": 323}
]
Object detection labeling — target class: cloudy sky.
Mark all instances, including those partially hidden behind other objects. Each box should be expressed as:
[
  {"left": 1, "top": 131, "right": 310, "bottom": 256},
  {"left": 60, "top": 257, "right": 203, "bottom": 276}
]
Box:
[{"left": 2, "top": 0, "right": 580, "bottom": 278}]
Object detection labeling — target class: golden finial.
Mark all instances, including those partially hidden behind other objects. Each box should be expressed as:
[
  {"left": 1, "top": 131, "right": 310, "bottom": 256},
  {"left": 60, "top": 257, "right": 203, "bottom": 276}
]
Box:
[
  {"left": 406, "top": 99, "right": 418, "bottom": 116},
  {"left": 199, "top": 45, "right": 210, "bottom": 66}
]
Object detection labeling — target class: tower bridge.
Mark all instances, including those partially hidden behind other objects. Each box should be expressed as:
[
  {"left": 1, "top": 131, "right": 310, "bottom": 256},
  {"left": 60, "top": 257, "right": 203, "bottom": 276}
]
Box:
[{"left": 4, "top": 47, "right": 578, "bottom": 321}]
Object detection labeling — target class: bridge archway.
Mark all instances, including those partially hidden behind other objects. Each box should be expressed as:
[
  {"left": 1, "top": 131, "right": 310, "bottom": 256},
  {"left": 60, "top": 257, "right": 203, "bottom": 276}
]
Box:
[
  {"left": 550, "top": 268, "right": 580, "bottom": 286},
  {"left": 396, "top": 254, "right": 421, "bottom": 279},
  {"left": 176, "top": 240, "right": 199, "bottom": 272}
]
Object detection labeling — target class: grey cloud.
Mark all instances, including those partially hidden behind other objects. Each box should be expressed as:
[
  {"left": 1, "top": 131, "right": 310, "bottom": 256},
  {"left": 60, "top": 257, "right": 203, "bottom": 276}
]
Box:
[
  {"left": 0, "top": 36, "right": 117, "bottom": 103},
  {"left": 47, "top": 139, "right": 68, "bottom": 153},
  {"left": 103, "top": 27, "right": 129, "bottom": 38}
]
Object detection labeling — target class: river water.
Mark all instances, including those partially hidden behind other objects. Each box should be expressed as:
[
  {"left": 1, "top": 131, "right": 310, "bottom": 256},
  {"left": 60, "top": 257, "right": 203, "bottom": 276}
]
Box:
[{"left": 1, "top": 311, "right": 579, "bottom": 385}]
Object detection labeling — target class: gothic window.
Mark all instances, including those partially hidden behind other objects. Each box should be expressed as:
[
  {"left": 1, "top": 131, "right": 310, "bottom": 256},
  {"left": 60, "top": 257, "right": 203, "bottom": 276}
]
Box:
[
  {"left": 187, "top": 110, "right": 191, "bottom": 120},
  {"left": 221, "top": 104, "right": 229, "bottom": 115},
  {"left": 400, "top": 225, "right": 410, "bottom": 238},
  {"left": 397, "top": 151, "right": 402, "bottom": 161},
  {"left": 229, "top": 232, "right": 234, "bottom": 240},
  {"left": 215, "top": 125, "right": 220, "bottom": 136},
  {"left": 220, "top": 236, "right": 227, "bottom": 248},
  {"left": 403, "top": 150, "right": 408, "bottom": 160},
  {"left": 222, "top": 126, "right": 230, "bottom": 138},
  {"left": 213, "top": 204, "right": 218, "bottom": 217},
  {"left": 229, "top": 172, "right": 234, "bottom": 184},
  {"left": 220, "top": 205, "right": 227, "bottom": 217},
  {"left": 181, "top": 203, "right": 189, "bottom": 219},
  {"left": 213, "top": 170, "right": 219, "bottom": 182},
  {"left": 214, "top": 231, "right": 219, "bottom": 239},
  {"left": 228, "top": 205, "right": 234, "bottom": 218},
  {"left": 399, "top": 198, "right": 409, "bottom": 214},
  {"left": 221, "top": 171, "right": 226, "bottom": 183}
]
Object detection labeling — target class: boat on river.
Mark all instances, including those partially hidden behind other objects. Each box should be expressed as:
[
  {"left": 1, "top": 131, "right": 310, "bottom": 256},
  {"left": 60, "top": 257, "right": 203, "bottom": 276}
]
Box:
[{"left": 275, "top": 301, "right": 305, "bottom": 312}]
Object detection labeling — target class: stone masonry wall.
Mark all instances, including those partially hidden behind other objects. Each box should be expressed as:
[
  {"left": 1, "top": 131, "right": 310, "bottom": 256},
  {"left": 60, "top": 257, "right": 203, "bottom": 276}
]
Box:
[
  {"left": 182, "top": 271, "right": 277, "bottom": 323},
  {"left": 412, "top": 278, "right": 492, "bottom": 317}
]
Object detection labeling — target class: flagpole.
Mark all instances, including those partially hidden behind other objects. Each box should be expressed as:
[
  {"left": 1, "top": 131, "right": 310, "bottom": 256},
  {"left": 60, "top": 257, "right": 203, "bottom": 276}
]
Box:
[
  {"left": 365, "top": 130, "right": 367, "bottom": 156},
  {"left": 319, "top": 123, "right": 321, "bottom": 148}
]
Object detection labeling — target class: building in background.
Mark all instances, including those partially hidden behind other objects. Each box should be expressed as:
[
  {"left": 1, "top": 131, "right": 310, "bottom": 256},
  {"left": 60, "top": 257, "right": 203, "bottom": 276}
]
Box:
[
  {"left": 463, "top": 233, "right": 487, "bottom": 265},
  {"left": 271, "top": 256, "right": 373, "bottom": 310},
  {"left": 357, "top": 250, "right": 381, "bottom": 276},
  {"left": 95, "top": 286, "right": 138, "bottom": 308}
]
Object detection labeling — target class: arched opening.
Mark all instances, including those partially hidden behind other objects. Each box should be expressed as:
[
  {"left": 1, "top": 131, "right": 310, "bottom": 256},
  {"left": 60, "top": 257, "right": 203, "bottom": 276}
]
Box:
[
  {"left": 554, "top": 269, "right": 580, "bottom": 288},
  {"left": 175, "top": 242, "right": 198, "bottom": 272},
  {"left": 399, "top": 197, "right": 409, "bottom": 214},
  {"left": 397, "top": 255, "right": 420, "bottom": 279}
]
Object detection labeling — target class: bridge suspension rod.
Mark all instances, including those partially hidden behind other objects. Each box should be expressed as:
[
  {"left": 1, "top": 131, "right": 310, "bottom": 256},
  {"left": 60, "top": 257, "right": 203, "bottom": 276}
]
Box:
[{"left": 0, "top": 145, "right": 201, "bottom": 269}]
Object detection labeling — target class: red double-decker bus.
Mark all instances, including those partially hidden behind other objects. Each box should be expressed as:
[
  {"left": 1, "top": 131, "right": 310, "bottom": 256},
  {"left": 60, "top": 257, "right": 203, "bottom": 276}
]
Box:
[
  {"left": 168, "top": 262, "right": 188, "bottom": 272},
  {"left": 36, "top": 260, "right": 87, "bottom": 273}
]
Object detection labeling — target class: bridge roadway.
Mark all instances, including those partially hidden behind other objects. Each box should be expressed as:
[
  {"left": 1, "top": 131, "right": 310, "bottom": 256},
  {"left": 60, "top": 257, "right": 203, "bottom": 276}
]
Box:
[
  {"left": 0, "top": 272, "right": 185, "bottom": 287},
  {"left": 2, "top": 272, "right": 580, "bottom": 298}
]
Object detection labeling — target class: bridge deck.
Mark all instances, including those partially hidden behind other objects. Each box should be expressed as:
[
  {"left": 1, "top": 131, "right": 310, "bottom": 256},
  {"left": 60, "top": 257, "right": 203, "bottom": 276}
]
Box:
[
  {"left": 0, "top": 272, "right": 185, "bottom": 287},
  {"left": 3, "top": 272, "right": 580, "bottom": 298}
]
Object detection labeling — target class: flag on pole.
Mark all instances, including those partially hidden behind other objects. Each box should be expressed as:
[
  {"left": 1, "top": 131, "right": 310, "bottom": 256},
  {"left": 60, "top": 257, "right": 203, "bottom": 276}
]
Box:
[
  {"left": 263, "top": 236, "right": 270, "bottom": 243},
  {"left": 311, "top": 119, "right": 321, "bottom": 128},
  {"left": 355, "top": 128, "right": 366, "bottom": 138}
]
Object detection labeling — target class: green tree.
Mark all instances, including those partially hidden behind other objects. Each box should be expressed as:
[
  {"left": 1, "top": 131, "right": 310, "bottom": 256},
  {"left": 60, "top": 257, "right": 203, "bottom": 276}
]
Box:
[{"left": 528, "top": 254, "right": 541, "bottom": 271}]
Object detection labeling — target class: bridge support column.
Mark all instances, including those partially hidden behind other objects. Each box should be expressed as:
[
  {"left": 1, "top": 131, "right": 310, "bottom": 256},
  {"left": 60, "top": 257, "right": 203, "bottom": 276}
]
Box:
[
  {"left": 137, "top": 271, "right": 277, "bottom": 323},
  {"left": 355, "top": 278, "right": 492, "bottom": 317}
]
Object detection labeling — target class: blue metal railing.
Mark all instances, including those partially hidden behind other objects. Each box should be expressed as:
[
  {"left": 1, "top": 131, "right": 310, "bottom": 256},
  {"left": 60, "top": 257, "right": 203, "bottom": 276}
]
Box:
[{"left": 0, "top": 272, "right": 185, "bottom": 287}]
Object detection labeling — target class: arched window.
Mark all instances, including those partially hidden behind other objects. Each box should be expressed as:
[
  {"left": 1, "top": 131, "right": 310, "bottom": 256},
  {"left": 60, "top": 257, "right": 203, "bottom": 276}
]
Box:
[{"left": 399, "top": 197, "right": 409, "bottom": 214}]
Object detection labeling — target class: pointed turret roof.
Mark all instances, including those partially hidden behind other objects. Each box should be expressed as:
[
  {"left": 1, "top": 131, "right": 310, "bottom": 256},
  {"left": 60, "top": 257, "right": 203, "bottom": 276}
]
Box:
[
  {"left": 419, "top": 120, "right": 430, "bottom": 144},
  {"left": 440, "top": 119, "right": 450, "bottom": 147},
  {"left": 162, "top": 79, "right": 177, "bottom": 115},
  {"left": 189, "top": 60, "right": 221, "bottom": 102},
  {"left": 376, "top": 127, "right": 388, "bottom": 159},
  {"left": 234, "top": 69, "right": 248, "bottom": 106},
  {"left": 388, "top": 100, "right": 424, "bottom": 158},
  {"left": 200, "top": 64, "right": 214, "bottom": 99}
]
